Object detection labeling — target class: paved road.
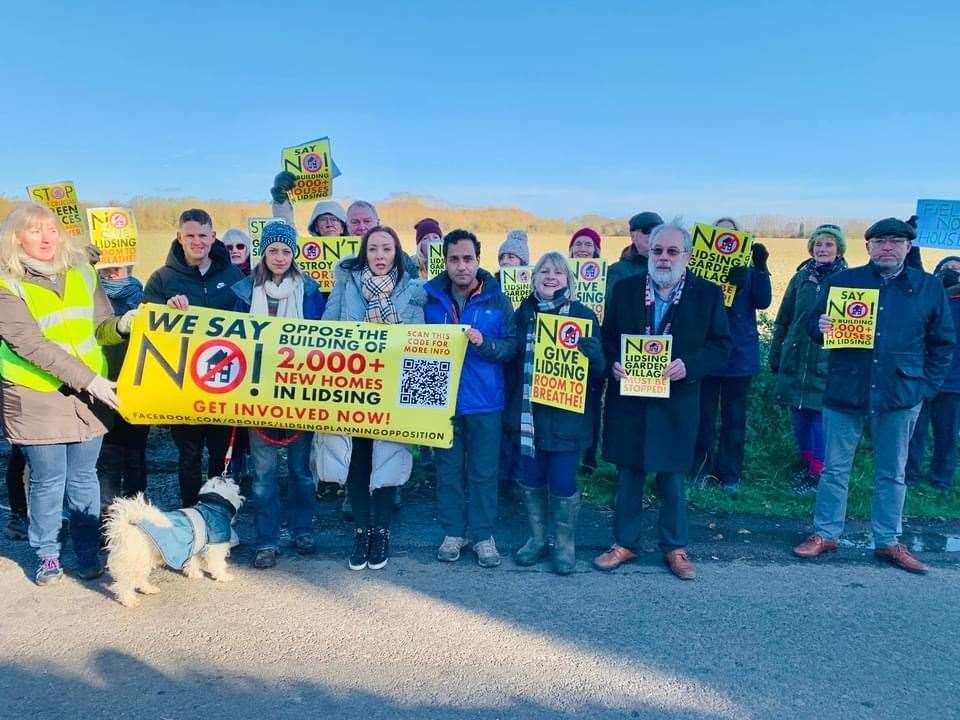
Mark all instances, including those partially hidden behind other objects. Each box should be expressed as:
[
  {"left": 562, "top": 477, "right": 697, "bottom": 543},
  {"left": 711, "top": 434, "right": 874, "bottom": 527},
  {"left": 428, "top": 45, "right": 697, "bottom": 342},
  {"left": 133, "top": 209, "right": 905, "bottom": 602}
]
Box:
[{"left": 2, "top": 480, "right": 959, "bottom": 720}]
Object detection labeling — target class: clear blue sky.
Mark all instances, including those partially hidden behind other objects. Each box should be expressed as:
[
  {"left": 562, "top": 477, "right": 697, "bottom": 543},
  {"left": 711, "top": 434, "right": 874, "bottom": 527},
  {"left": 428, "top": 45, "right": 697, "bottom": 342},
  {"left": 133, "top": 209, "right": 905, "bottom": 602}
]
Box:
[{"left": 4, "top": 1, "right": 959, "bottom": 221}]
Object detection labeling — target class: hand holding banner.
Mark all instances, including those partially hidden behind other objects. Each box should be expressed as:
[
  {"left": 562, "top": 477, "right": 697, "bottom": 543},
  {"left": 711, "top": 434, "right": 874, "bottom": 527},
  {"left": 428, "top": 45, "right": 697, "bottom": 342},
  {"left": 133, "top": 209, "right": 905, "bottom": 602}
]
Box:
[
  {"left": 532, "top": 314, "right": 592, "bottom": 413},
  {"left": 620, "top": 334, "right": 672, "bottom": 398},
  {"left": 689, "top": 224, "right": 754, "bottom": 306},
  {"left": 823, "top": 287, "right": 879, "bottom": 349},
  {"left": 281, "top": 138, "right": 333, "bottom": 203}
]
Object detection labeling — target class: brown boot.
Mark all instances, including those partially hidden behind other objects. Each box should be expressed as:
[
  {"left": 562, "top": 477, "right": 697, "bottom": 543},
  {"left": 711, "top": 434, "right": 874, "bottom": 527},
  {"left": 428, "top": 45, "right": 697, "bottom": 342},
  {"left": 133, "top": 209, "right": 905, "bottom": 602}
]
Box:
[
  {"left": 664, "top": 548, "right": 695, "bottom": 580},
  {"left": 592, "top": 544, "right": 636, "bottom": 571},
  {"left": 875, "top": 544, "right": 928, "bottom": 574},
  {"left": 793, "top": 535, "right": 839, "bottom": 558}
]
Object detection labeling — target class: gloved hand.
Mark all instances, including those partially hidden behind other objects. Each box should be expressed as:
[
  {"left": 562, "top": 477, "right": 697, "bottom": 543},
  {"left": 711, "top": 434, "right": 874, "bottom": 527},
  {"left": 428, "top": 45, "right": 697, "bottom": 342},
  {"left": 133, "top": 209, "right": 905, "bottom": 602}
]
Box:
[
  {"left": 85, "top": 244, "right": 101, "bottom": 266},
  {"left": 751, "top": 242, "right": 769, "bottom": 274},
  {"left": 270, "top": 171, "right": 297, "bottom": 204},
  {"left": 577, "top": 335, "right": 604, "bottom": 364},
  {"left": 85, "top": 375, "right": 119, "bottom": 411},
  {"left": 117, "top": 308, "right": 138, "bottom": 335},
  {"left": 726, "top": 265, "right": 749, "bottom": 288}
]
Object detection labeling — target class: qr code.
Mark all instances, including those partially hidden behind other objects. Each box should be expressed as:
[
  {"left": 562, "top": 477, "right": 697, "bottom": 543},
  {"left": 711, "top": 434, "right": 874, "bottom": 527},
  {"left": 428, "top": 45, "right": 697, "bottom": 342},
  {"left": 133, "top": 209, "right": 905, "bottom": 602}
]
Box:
[{"left": 399, "top": 357, "right": 452, "bottom": 408}]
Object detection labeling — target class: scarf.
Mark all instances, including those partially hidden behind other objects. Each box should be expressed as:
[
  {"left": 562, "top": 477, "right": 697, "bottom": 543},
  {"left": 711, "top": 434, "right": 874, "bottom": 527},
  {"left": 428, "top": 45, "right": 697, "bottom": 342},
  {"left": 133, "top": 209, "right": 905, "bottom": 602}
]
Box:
[
  {"left": 519, "top": 287, "right": 572, "bottom": 458},
  {"left": 360, "top": 267, "right": 400, "bottom": 324},
  {"left": 250, "top": 276, "right": 304, "bottom": 318},
  {"left": 807, "top": 257, "right": 846, "bottom": 284},
  {"left": 19, "top": 255, "right": 60, "bottom": 280},
  {"left": 101, "top": 276, "right": 144, "bottom": 314},
  {"left": 644, "top": 271, "right": 686, "bottom": 334}
]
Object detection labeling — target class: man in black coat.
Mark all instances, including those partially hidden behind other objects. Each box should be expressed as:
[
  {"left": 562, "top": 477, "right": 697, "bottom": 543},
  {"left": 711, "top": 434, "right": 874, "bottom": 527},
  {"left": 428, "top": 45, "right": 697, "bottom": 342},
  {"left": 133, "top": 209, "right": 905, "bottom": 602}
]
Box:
[
  {"left": 143, "top": 208, "right": 244, "bottom": 506},
  {"left": 595, "top": 222, "right": 731, "bottom": 579},
  {"left": 794, "top": 218, "right": 954, "bottom": 573}
]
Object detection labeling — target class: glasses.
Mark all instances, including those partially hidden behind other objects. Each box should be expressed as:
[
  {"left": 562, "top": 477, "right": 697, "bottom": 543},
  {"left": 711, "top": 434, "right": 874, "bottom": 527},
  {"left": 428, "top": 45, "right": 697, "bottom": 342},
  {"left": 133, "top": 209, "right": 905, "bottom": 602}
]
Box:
[
  {"left": 226, "top": 243, "right": 246, "bottom": 250},
  {"left": 868, "top": 237, "right": 908, "bottom": 246},
  {"left": 650, "top": 247, "right": 687, "bottom": 257}
]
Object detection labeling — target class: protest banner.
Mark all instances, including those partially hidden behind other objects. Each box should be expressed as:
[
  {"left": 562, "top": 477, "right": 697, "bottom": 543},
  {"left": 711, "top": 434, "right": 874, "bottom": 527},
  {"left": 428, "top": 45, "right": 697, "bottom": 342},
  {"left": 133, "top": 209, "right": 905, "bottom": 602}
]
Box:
[
  {"left": 26, "top": 181, "right": 83, "bottom": 237},
  {"left": 281, "top": 137, "right": 333, "bottom": 203},
  {"left": 620, "top": 334, "right": 671, "bottom": 398},
  {"left": 428, "top": 241, "right": 445, "bottom": 278},
  {"left": 85, "top": 207, "right": 138, "bottom": 268},
  {"left": 823, "top": 287, "right": 879, "bottom": 349},
  {"left": 689, "top": 224, "right": 754, "bottom": 307},
  {"left": 116, "top": 304, "right": 469, "bottom": 448},
  {"left": 247, "top": 217, "right": 285, "bottom": 264},
  {"left": 532, "top": 314, "right": 591, "bottom": 413},
  {"left": 915, "top": 199, "right": 960, "bottom": 249},
  {"left": 500, "top": 266, "right": 532, "bottom": 309},
  {"left": 569, "top": 258, "right": 607, "bottom": 324},
  {"left": 296, "top": 236, "right": 361, "bottom": 291}
]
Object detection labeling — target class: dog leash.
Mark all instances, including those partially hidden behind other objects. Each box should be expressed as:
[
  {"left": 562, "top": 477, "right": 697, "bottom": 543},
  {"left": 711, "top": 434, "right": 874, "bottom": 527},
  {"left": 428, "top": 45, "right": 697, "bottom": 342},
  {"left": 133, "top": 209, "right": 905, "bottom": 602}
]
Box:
[
  {"left": 253, "top": 428, "right": 303, "bottom": 447},
  {"left": 221, "top": 427, "right": 238, "bottom": 477}
]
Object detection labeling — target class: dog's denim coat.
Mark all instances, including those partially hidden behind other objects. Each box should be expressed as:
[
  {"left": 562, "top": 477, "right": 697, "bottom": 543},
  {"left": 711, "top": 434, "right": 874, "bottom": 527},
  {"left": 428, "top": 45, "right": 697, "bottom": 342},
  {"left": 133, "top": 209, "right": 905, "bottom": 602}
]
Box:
[{"left": 138, "top": 497, "right": 233, "bottom": 570}]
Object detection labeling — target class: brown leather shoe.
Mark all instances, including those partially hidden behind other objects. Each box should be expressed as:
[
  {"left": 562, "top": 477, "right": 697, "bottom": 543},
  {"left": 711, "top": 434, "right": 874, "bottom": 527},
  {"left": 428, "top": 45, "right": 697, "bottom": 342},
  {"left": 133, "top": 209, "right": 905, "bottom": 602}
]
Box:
[
  {"left": 664, "top": 548, "right": 695, "bottom": 580},
  {"left": 875, "top": 544, "right": 928, "bottom": 574},
  {"left": 793, "top": 535, "right": 839, "bottom": 558},
  {"left": 593, "top": 544, "right": 637, "bottom": 571}
]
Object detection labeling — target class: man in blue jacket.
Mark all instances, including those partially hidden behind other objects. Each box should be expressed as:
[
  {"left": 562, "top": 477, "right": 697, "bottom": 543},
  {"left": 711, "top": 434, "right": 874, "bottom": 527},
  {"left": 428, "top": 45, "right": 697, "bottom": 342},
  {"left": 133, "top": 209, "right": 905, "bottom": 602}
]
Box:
[
  {"left": 424, "top": 229, "right": 518, "bottom": 568},
  {"left": 794, "top": 218, "right": 955, "bottom": 573}
]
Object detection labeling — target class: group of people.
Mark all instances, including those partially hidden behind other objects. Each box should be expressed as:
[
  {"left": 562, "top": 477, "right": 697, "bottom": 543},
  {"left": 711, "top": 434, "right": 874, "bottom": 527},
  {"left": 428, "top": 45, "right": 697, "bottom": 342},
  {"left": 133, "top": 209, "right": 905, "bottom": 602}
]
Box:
[{"left": 1, "top": 181, "right": 956, "bottom": 587}]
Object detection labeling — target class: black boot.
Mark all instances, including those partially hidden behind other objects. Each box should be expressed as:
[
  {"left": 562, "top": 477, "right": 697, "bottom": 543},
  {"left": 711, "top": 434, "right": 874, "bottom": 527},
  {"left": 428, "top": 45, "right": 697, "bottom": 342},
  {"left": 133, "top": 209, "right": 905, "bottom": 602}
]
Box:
[
  {"left": 550, "top": 492, "right": 581, "bottom": 575},
  {"left": 514, "top": 485, "right": 549, "bottom": 566}
]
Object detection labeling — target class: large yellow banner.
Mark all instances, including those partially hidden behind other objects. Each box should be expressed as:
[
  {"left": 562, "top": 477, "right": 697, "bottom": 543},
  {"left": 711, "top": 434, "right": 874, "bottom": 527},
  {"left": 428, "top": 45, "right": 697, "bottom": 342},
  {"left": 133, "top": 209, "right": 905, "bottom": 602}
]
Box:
[
  {"left": 117, "top": 304, "right": 468, "bottom": 448},
  {"left": 689, "top": 224, "right": 754, "bottom": 307},
  {"left": 569, "top": 259, "right": 607, "bottom": 324},
  {"left": 532, "top": 314, "right": 591, "bottom": 413},
  {"left": 281, "top": 138, "right": 332, "bottom": 203},
  {"left": 86, "top": 207, "right": 138, "bottom": 268},
  {"left": 500, "top": 266, "right": 532, "bottom": 309},
  {"left": 26, "top": 181, "right": 83, "bottom": 237},
  {"left": 823, "top": 287, "right": 879, "bottom": 349}
]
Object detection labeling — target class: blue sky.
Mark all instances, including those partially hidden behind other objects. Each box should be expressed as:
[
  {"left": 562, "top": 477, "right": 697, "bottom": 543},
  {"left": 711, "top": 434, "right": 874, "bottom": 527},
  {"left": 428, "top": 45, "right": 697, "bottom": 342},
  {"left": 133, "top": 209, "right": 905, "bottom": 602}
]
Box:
[{"left": 3, "top": 1, "right": 959, "bottom": 220}]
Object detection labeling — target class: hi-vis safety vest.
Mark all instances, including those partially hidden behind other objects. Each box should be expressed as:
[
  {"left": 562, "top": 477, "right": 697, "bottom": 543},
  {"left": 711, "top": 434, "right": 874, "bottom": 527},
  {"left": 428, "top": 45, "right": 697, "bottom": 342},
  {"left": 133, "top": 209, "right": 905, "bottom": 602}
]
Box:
[{"left": 0, "top": 265, "right": 108, "bottom": 392}]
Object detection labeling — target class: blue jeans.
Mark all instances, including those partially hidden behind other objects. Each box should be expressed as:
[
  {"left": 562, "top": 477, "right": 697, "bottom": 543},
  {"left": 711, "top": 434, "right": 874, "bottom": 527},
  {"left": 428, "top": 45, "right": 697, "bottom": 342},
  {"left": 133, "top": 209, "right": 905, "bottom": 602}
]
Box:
[
  {"left": 23, "top": 437, "right": 103, "bottom": 566},
  {"left": 249, "top": 430, "right": 315, "bottom": 551},
  {"left": 520, "top": 449, "right": 579, "bottom": 497},
  {"left": 814, "top": 404, "right": 921, "bottom": 548}
]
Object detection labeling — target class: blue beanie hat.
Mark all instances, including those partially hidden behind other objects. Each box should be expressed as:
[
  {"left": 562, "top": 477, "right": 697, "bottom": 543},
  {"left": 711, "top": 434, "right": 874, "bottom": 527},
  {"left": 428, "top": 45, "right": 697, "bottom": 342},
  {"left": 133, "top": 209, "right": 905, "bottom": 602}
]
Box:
[{"left": 260, "top": 221, "right": 299, "bottom": 257}]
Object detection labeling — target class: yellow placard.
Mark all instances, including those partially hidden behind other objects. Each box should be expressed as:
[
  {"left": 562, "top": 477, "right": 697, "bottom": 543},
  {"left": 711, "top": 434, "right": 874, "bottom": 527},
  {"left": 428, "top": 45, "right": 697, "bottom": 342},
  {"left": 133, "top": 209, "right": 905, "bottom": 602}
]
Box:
[
  {"left": 428, "top": 241, "right": 446, "bottom": 278},
  {"left": 568, "top": 259, "right": 607, "bottom": 324},
  {"left": 247, "top": 217, "right": 285, "bottom": 264},
  {"left": 26, "top": 181, "right": 83, "bottom": 237},
  {"left": 823, "top": 287, "right": 879, "bottom": 349},
  {"left": 500, "top": 266, "right": 532, "bottom": 309},
  {"left": 297, "top": 236, "right": 361, "bottom": 292},
  {"left": 117, "top": 304, "right": 468, "bottom": 448},
  {"left": 86, "top": 207, "right": 138, "bottom": 268},
  {"left": 688, "top": 224, "right": 754, "bottom": 307},
  {"left": 620, "top": 334, "right": 672, "bottom": 398},
  {"left": 532, "top": 314, "right": 591, "bottom": 413},
  {"left": 281, "top": 137, "right": 332, "bottom": 203}
]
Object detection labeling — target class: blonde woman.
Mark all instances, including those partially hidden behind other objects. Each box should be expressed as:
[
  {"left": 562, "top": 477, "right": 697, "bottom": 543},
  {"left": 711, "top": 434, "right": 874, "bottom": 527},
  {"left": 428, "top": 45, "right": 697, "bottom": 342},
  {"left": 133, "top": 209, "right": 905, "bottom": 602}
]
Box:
[{"left": 0, "top": 204, "right": 132, "bottom": 585}]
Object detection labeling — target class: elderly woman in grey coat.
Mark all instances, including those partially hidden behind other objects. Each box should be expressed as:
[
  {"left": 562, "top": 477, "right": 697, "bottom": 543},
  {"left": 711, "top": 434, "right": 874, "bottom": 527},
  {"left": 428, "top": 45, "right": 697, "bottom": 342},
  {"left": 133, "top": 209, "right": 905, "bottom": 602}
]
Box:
[{"left": 316, "top": 226, "right": 425, "bottom": 571}]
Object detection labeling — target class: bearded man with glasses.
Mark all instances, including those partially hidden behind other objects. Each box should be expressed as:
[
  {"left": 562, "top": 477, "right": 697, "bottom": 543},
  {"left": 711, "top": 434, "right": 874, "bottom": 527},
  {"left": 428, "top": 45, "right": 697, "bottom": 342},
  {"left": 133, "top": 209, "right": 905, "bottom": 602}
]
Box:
[
  {"left": 594, "top": 221, "right": 731, "bottom": 580},
  {"left": 794, "top": 218, "right": 955, "bottom": 573}
]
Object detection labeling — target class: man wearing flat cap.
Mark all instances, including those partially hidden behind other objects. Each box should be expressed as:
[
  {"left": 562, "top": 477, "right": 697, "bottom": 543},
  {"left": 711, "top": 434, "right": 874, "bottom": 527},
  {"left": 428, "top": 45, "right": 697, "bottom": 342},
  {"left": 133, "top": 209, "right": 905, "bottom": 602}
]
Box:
[
  {"left": 793, "top": 218, "right": 955, "bottom": 573},
  {"left": 606, "top": 211, "right": 664, "bottom": 304}
]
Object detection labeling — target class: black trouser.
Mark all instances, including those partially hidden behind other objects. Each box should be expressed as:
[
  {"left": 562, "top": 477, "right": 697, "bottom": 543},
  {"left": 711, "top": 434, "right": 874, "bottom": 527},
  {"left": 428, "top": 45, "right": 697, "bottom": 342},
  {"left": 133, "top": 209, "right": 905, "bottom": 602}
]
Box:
[
  {"left": 614, "top": 467, "right": 688, "bottom": 552},
  {"left": 694, "top": 375, "right": 752, "bottom": 485},
  {"left": 170, "top": 424, "right": 231, "bottom": 506},
  {"left": 583, "top": 381, "right": 604, "bottom": 466},
  {"left": 5, "top": 445, "right": 28, "bottom": 517},
  {"left": 346, "top": 437, "right": 397, "bottom": 529},
  {"left": 101, "top": 419, "right": 150, "bottom": 497},
  {"left": 906, "top": 392, "right": 960, "bottom": 490}
]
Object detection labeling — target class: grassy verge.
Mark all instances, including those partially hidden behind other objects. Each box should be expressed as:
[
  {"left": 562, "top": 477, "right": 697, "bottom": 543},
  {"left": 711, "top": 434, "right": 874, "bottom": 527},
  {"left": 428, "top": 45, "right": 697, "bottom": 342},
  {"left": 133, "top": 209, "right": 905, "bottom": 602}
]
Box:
[{"left": 580, "top": 315, "right": 960, "bottom": 522}]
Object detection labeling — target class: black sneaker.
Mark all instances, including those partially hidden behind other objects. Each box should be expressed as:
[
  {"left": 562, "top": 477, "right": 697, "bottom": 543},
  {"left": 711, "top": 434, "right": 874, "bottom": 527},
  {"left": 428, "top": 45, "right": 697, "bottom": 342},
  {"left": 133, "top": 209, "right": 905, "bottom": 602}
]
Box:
[
  {"left": 367, "top": 527, "right": 390, "bottom": 570},
  {"left": 76, "top": 562, "right": 104, "bottom": 581},
  {"left": 252, "top": 548, "right": 278, "bottom": 569},
  {"left": 349, "top": 528, "right": 369, "bottom": 570}
]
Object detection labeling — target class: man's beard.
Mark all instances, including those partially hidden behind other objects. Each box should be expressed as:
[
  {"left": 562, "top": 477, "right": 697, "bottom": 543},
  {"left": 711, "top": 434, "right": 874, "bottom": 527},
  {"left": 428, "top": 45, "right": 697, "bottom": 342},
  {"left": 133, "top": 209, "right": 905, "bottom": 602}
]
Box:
[{"left": 648, "top": 264, "right": 685, "bottom": 288}]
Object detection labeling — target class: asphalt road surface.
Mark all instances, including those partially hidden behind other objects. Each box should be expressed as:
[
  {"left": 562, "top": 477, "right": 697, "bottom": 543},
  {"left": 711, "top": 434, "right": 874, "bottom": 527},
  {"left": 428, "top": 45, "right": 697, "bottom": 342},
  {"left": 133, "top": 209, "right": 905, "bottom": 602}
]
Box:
[{"left": 2, "top": 433, "right": 958, "bottom": 720}]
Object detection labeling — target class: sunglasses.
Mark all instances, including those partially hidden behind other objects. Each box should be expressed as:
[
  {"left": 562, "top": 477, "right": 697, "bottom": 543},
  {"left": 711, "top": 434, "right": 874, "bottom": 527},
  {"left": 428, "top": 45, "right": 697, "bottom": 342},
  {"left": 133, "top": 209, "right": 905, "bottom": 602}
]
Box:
[
  {"left": 226, "top": 243, "right": 246, "bottom": 250},
  {"left": 650, "top": 247, "right": 687, "bottom": 257}
]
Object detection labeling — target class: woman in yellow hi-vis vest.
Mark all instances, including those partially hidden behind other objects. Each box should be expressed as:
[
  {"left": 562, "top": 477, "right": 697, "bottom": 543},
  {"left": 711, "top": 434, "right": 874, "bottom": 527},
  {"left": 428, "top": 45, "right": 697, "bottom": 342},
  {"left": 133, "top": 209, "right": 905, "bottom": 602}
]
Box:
[{"left": 0, "top": 204, "right": 134, "bottom": 586}]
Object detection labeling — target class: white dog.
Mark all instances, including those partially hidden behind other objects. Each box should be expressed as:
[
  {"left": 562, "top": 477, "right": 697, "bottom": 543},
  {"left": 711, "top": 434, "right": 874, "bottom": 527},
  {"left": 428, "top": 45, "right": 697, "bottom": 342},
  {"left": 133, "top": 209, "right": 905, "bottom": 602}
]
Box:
[{"left": 104, "top": 475, "right": 244, "bottom": 607}]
